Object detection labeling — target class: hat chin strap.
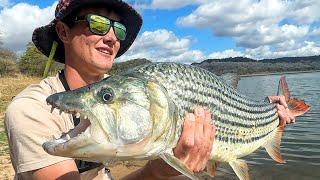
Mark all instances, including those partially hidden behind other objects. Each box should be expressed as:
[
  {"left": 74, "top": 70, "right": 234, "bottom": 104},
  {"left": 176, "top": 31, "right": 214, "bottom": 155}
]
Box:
[{"left": 43, "top": 41, "right": 58, "bottom": 78}]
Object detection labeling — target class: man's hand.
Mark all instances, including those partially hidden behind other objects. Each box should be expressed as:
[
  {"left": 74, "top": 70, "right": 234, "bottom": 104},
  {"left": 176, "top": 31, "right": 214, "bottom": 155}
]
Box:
[
  {"left": 173, "top": 106, "right": 216, "bottom": 172},
  {"left": 268, "top": 96, "right": 295, "bottom": 127}
]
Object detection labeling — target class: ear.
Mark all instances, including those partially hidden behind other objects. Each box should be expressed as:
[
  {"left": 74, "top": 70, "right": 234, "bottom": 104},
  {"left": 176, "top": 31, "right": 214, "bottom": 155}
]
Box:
[{"left": 56, "top": 21, "right": 71, "bottom": 43}]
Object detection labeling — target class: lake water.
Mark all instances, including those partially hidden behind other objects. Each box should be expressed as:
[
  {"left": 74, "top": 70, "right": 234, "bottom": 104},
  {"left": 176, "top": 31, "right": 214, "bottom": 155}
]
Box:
[{"left": 215, "top": 72, "right": 320, "bottom": 180}]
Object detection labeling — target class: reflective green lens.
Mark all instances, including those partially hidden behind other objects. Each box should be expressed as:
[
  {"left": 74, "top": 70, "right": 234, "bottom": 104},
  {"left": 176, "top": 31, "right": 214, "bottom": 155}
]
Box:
[
  {"left": 89, "top": 15, "right": 110, "bottom": 35},
  {"left": 114, "top": 22, "right": 126, "bottom": 41},
  {"left": 88, "top": 14, "right": 127, "bottom": 41}
]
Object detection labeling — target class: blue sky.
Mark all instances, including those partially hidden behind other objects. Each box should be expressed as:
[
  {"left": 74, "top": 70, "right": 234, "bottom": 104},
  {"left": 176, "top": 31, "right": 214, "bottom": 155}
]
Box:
[{"left": 0, "top": 0, "right": 319, "bottom": 63}]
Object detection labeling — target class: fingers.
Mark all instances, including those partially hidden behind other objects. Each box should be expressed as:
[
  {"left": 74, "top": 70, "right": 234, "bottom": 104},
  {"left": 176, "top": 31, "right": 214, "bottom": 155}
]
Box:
[
  {"left": 173, "top": 106, "right": 216, "bottom": 173},
  {"left": 269, "top": 96, "right": 295, "bottom": 126},
  {"left": 203, "top": 110, "right": 214, "bottom": 142},
  {"left": 188, "top": 107, "right": 205, "bottom": 171},
  {"left": 199, "top": 111, "right": 215, "bottom": 171},
  {"left": 276, "top": 104, "right": 295, "bottom": 127},
  {"left": 285, "top": 106, "right": 295, "bottom": 122},
  {"left": 176, "top": 113, "right": 195, "bottom": 158},
  {"left": 194, "top": 107, "right": 205, "bottom": 142},
  {"left": 276, "top": 104, "right": 287, "bottom": 127},
  {"left": 268, "top": 95, "right": 288, "bottom": 108}
]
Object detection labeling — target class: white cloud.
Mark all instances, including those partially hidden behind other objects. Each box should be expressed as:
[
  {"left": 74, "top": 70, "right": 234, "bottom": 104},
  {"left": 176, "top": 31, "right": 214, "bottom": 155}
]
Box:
[
  {"left": 118, "top": 29, "right": 205, "bottom": 63},
  {"left": 177, "top": 0, "right": 293, "bottom": 48},
  {"left": 235, "top": 24, "right": 309, "bottom": 48},
  {"left": 0, "top": 2, "right": 56, "bottom": 53},
  {"left": 126, "top": 0, "right": 208, "bottom": 10},
  {"left": 310, "top": 28, "right": 320, "bottom": 37},
  {"left": 150, "top": 0, "right": 207, "bottom": 9},
  {"left": 286, "top": 0, "right": 320, "bottom": 24},
  {"left": 0, "top": 0, "right": 9, "bottom": 8},
  {"left": 243, "top": 41, "right": 320, "bottom": 60},
  {"left": 206, "top": 40, "right": 320, "bottom": 60},
  {"left": 177, "top": 0, "right": 320, "bottom": 49}
]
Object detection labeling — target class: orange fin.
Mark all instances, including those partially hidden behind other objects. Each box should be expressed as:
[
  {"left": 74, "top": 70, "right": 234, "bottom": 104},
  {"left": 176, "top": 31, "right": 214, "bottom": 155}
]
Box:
[
  {"left": 287, "top": 98, "right": 311, "bottom": 117},
  {"left": 264, "top": 126, "right": 286, "bottom": 163},
  {"left": 277, "top": 76, "right": 310, "bottom": 117},
  {"left": 206, "top": 161, "right": 218, "bottom": 177},
  {"left": 229, "top": 159, "right": 250, "bottom": 180}
]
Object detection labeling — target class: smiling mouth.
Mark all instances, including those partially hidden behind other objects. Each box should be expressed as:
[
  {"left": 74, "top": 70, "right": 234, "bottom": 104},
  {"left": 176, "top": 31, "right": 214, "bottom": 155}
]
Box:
[{"left": 96, "top": 48, "right": 112, "bottom": 55}]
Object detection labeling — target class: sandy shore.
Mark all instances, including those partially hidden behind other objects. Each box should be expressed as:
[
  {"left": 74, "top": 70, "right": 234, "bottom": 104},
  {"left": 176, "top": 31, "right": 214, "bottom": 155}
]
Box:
[{"left": 0, "top": 157, "right": 144, "bottom": 179}]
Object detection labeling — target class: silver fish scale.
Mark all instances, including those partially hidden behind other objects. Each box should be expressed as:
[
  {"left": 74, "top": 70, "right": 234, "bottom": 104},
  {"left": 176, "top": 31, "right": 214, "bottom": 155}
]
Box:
[{"left": 130, "top": 63, "right": 279, "bottom": 144}]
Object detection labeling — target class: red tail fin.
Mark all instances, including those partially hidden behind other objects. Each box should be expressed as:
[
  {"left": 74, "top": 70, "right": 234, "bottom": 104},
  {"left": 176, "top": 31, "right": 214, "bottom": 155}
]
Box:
[{"left": 278, "top": 76, "right": 310, "bottom": 117}]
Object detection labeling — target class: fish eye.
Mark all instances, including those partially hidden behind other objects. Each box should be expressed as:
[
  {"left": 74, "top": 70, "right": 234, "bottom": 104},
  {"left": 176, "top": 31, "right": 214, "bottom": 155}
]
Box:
[
  {"left": 99, "top": 88, "right": 114, "bottom": 103},
  {"left": 102, "top": 92, "right": 112, "bottom": 102}
]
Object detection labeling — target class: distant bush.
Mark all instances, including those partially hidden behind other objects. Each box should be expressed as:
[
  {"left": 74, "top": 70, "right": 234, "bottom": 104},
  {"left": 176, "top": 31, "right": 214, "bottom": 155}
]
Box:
[
  {"left": 0, "top": 47, "right": 18, "bottom": 76},
  {"left": 0, "top": 48, "right": 16, "bottom": 61},
  {"left": 0, "top": 59, "right": 18, "bottom": 76},
  {"left": 18, "top": 42, "right": 62, "bottom": 77},
  {"left": 18, "top": 42, "right": 47, "bottom": 76}
]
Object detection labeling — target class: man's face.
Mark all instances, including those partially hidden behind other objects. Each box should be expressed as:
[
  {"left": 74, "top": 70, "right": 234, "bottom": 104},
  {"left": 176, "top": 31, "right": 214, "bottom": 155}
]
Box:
[{"left": 66, "top": 7, "right": 121, "bottom": 75}]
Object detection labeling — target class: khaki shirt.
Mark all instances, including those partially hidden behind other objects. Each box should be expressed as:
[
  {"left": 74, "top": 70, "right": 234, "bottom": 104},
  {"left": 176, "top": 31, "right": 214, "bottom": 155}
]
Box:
[{"left": 5, "top": 73, "right": 113, "bottom": 180}]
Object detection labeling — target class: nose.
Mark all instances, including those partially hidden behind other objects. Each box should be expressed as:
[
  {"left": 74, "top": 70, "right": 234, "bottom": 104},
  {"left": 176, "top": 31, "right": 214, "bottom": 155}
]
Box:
[{"left": 103, "top": 27, "right": 117, "bottom": 45}]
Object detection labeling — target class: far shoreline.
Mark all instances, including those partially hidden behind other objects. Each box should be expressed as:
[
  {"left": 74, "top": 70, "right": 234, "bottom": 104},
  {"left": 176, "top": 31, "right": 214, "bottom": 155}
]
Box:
[{"left": 240, "top": 70, "right": 320, "bottom": 77}]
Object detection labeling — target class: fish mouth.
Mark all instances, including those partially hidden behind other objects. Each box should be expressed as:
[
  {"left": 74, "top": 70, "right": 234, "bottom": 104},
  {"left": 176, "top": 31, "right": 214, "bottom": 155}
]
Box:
[
  {"left": 42, "top": 92, "right": 112, "bottom": 159},
  {"left": 43, "top": 86, "right": 119, "bottom": 161},
  {"left": 43, "top": 98, "right": 94, "bottom": 156}
]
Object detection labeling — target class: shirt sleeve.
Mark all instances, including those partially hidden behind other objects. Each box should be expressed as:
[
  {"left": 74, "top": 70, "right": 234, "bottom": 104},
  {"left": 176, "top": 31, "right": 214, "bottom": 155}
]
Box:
[{"left": 5, "top": 97, "right": 72, "bottom": 173}]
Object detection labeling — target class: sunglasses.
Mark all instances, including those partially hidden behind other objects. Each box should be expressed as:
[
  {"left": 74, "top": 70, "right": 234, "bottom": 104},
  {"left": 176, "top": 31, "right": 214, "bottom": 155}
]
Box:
[{"left": 74, "top": 14, "right": 127, "bottom": 41}]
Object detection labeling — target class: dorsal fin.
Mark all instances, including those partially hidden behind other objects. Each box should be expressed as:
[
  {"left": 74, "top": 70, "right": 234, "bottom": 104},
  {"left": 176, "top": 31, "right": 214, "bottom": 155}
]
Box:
[
  {"left": 220, "top": 73, "right": 240, "bottom": 89},
  {"left": 277, "top": 76, "right": 291, "bottom": 101}
]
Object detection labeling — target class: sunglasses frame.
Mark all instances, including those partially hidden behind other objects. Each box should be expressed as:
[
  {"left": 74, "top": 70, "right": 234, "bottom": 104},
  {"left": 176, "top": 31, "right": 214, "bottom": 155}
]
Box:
[{"left": 74, "top": 14, "right": 127, "bottom": 41}]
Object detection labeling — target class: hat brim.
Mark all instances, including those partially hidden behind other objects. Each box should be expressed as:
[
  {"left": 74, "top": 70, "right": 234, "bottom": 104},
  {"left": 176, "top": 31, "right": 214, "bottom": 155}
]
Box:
[{"left": 32, "top": 0, "right": 142, "bottom": 63}]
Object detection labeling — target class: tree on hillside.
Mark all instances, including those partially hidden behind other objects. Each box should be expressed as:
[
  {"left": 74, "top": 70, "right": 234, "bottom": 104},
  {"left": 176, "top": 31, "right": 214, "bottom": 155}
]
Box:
[
  {"left": 18, "top": 42, "right": 52, "bottom": 76},
  {"left": 18, "top": 42, "right": 63, "bottom": 77},
  {"left": 0, "top": 48, "right": 17, "bottom": 61},
  {"left": 0, "top": 38, "right": 18, "bottom": 76}
]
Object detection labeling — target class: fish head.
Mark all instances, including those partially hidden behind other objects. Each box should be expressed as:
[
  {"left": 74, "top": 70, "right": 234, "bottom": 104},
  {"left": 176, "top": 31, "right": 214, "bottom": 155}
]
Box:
[{"left": 43, "top": 75, "right": 162, "bottom": 161}]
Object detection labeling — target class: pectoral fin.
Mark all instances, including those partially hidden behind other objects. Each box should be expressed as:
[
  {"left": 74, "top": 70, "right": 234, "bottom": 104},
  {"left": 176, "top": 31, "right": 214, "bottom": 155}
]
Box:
[
  {"left": 229, "top": 159, "right": 250, "bottom": 180},
  {"left": 264, "top": 126, "right": 286, "bottom": 163},
  {"left": 160, "top": 152, "right": 199, "bottom": 180}
]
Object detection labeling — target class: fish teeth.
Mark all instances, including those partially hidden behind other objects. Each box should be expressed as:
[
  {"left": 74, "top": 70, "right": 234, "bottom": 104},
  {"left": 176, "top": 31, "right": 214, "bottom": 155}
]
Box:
[
  {"left": 66, "top": 134, "right": 71, "bottom": 140},
  {"left": 76, "top": 112, "right": 81, "bottom": 118},
  {"left": 50, "top": 106, "right": 55, "bottom": 113}
]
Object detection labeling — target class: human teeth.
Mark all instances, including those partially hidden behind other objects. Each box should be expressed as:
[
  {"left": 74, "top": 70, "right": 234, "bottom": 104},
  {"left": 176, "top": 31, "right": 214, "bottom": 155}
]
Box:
[
  {"left": 98, "top": 49, "right": 110, "bottom": 54},
  {"left": 76, "top": 112, "right": 81, "bottom": 118}
]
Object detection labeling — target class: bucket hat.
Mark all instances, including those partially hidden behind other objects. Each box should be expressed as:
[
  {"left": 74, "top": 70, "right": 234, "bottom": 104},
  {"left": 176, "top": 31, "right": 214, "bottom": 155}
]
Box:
[{"left": 32, "top": 0, "right": 142, "bottom": 63}]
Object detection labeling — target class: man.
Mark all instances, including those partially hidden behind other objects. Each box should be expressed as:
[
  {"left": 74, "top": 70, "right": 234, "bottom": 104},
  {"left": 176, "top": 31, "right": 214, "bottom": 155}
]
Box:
[{"left": 5, "top": 0, "right": 294, "bottom": 179}]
